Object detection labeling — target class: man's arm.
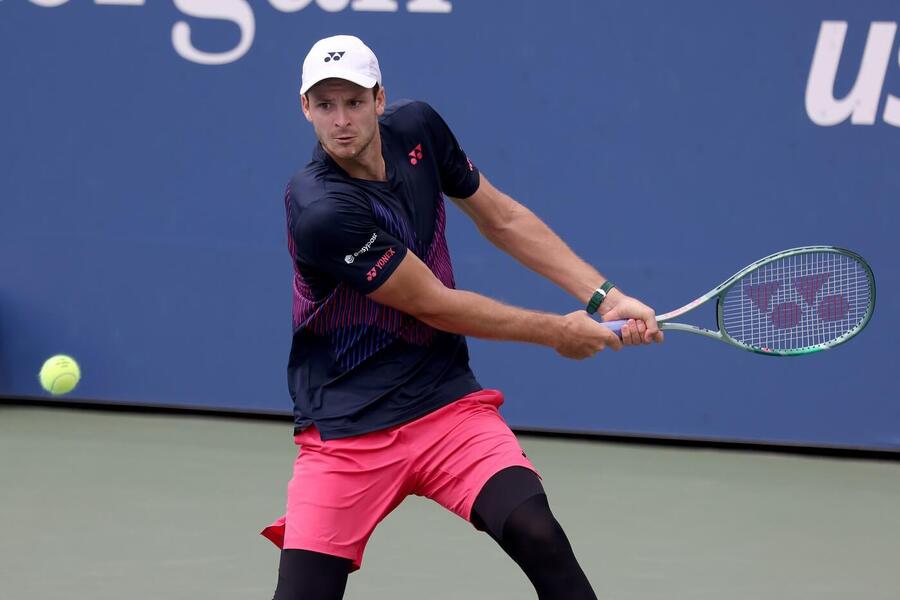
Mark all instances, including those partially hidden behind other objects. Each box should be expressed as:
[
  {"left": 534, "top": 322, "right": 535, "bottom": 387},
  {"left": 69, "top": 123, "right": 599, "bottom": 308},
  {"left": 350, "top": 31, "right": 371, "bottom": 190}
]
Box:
[
  {"left": 367, "top": 250, "right": 623, "bottom": 359},
  {"left": 450, "top": 174, "right": 662, "bottom": 344}
]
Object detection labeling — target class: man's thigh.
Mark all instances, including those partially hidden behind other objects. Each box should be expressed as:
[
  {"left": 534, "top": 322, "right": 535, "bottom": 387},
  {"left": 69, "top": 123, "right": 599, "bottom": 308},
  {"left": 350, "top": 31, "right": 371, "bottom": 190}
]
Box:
[
  {"left": 410, "top": 390, "right": 540, "bottom": 524},
  {"left": 280, "top": 426, "right": 413, "bottom": 570}
]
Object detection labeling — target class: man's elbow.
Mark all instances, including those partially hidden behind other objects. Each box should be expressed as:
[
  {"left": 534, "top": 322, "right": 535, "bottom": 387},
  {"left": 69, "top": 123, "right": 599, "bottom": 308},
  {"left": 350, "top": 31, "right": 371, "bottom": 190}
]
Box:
[
  {"left": 481, "top": 203, "right": 528, "bottom": 246},
  {"left": 406, "top": 287, "right": 459, "bottom": 331}
]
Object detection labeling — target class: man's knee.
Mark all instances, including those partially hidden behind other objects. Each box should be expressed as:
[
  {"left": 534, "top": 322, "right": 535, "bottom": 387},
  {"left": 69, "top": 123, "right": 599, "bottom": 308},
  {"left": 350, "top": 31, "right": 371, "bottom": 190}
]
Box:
[
  {"left": 502, "top": 495, "right": 575, "bottom": 563},
  {"left": 506, "top": 509, "right": 564, "bottom": 545},
  {"left": 472, "top": 466, "right": 545, "bottom": 541}
]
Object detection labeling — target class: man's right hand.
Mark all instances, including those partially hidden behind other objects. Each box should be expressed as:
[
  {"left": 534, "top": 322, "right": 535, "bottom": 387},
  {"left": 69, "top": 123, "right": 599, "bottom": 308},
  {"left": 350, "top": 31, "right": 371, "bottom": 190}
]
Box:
[{"left": 554, "top": 311, "right": 623, "bottom": 359}]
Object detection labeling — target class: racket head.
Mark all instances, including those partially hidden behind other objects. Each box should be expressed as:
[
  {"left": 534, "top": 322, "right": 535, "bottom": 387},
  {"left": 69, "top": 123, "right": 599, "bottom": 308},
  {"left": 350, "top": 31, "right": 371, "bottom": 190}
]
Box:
[{"left": 715, "top": 247, "right": 875, "bottom": 355}]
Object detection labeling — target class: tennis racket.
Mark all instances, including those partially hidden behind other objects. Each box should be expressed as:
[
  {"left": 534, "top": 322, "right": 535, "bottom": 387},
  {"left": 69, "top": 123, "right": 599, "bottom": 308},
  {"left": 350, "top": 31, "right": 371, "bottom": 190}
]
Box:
[{"left": 601, "top": 246, "right": 875, "bottom": 355}]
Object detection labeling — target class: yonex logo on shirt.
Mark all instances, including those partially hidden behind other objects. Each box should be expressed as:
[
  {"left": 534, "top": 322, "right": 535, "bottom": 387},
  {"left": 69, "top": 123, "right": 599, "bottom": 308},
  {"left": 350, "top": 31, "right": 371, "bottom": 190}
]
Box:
[
  {"left": 324, "top": 51, "right": 345, "bottom": 63},
  {"left": 408, "top": 143, "right": 423, "bottom": 165},
  {"left": 345, "top": 232, "right": 378, "bottom": 264},
  {"left": 366, "top": 247, "right": 397, "bottom": 281}
]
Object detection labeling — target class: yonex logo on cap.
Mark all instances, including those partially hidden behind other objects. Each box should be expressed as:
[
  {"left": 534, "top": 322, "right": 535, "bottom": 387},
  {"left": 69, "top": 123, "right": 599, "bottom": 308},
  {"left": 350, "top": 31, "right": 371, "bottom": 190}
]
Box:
[{"left": 300, "top": 36, "right": 381, "bottom": 95}]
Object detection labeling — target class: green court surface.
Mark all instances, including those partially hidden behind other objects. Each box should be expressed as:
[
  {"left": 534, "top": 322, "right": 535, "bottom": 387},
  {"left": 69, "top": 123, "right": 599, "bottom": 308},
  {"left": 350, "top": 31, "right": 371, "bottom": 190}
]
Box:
[{"left": 1, "top": 405, "right": 898, "bottom": 600}]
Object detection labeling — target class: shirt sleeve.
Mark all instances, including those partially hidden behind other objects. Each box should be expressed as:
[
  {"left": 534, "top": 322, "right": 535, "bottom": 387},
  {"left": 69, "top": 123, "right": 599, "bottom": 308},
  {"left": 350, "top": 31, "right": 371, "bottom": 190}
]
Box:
[
  {"left": 420, "top": 103, "right": 481, "bottom": 199},
  {"left": 292, "top": 192, "right": 408, "bottom": 295}
]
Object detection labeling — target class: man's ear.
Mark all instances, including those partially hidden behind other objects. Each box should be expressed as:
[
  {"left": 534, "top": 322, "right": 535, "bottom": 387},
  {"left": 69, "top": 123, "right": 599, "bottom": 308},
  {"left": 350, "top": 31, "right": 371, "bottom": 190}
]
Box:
[
  {"left": 301, "top": 93, "right": 313, "bottom": 123},
  {"left": 375, "top": 86, "right": 386, "bottom": 116}
]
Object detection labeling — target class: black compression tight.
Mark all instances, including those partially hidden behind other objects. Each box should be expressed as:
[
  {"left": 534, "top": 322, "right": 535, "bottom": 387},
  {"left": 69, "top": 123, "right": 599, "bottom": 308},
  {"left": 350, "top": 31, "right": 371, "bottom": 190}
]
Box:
[
  {"left": 272, "top": 549, "right": 350, "bottom": 600},
  {"left": 488, "top": 493, "right": 598, "bottom": 599},
  {"left": 272, "top": 468, "right": 596, "bottom": 600},
  {"left": 473, "top": 467, "right": 598, "bottom": 600}
]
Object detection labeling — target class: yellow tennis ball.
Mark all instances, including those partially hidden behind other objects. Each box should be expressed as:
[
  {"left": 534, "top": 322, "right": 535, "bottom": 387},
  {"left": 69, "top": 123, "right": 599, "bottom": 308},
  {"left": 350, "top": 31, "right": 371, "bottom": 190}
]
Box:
[{"left": 39, "top": 355, "right": 81, "bottom": 395}]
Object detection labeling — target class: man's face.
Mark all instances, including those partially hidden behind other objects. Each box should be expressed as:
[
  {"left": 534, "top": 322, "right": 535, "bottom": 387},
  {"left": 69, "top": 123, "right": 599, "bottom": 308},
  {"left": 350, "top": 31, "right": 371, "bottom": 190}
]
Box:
[{"left": 302, "top": 79, "right": 385, "bottom": 162}]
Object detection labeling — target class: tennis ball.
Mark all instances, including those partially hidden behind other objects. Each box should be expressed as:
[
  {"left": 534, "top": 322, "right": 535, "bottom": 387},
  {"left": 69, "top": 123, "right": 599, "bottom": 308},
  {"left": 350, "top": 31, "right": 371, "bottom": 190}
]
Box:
[{"left": 39, "top": 355, "right": 81, "bottom": 395}]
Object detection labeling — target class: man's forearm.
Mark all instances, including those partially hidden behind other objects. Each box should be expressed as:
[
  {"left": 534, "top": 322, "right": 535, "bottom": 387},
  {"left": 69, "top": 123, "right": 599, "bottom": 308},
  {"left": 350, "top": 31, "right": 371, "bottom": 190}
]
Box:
[
  {"left": 366, "top": 249, "right": 625, "bottom": 356},
  {"left": 482, "top": 200, "right": 606, "bottom": 305},
  {"left": 416, "top": 287, "right": 563, "bottom": 348}
]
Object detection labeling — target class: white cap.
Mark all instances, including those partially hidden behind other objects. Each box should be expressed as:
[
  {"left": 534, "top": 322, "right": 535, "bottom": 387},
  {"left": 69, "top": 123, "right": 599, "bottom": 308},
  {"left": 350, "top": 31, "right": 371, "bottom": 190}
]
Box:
[{"left": 300, "top": 35, "right": 382, "bottom": 95}]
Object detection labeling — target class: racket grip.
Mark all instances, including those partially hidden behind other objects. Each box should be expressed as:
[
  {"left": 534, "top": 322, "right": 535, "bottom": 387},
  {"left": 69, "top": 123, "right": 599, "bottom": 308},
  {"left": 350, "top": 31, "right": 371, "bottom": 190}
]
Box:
[{"left": 600, "top": 319, "right": 626, "bottom": 337}]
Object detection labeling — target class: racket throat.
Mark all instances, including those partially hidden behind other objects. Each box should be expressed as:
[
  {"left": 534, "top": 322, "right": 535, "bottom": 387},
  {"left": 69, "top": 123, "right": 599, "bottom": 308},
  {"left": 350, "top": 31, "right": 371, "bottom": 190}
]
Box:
[{"left": 659, "top": 322, "right": 723, "bottom": 340}]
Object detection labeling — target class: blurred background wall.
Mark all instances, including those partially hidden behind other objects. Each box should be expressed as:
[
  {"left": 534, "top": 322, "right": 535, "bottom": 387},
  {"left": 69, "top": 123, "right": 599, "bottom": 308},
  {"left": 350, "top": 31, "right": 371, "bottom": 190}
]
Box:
[{"left": 1, "top": 0, "right": 897, "bottom": 450}]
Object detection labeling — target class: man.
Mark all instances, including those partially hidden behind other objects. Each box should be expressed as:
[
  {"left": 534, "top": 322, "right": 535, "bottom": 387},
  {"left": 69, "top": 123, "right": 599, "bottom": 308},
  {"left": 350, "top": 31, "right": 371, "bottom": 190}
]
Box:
[{"left": 262, "top": 35, "right": 663, "bottom": 600}]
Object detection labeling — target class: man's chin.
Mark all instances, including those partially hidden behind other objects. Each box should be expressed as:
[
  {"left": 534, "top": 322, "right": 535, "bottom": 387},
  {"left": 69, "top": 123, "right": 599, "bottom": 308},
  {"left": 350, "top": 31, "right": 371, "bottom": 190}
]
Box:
[{"left": 326, "top": 144, "right": 359, "bottom": 160}]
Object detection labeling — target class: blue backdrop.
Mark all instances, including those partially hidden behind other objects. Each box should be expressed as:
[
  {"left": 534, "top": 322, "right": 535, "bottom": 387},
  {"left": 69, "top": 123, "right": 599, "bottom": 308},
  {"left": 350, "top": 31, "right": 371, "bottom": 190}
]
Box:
[{"left": 2, "top": 1, "right": 898, "bottom": 450}]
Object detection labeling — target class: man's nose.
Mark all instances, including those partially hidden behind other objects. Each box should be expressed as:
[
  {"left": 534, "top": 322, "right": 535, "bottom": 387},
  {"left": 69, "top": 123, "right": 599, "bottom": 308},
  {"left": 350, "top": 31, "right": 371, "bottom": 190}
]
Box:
[{"left": 333, "top": 106, "right": 351, "bottom": 127}]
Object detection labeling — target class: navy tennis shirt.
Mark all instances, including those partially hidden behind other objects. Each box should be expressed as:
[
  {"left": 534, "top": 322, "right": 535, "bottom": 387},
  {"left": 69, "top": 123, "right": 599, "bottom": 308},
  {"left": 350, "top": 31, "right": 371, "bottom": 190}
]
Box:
[{"left": 284, "top": 100, "right": 483, "bottom": 439}]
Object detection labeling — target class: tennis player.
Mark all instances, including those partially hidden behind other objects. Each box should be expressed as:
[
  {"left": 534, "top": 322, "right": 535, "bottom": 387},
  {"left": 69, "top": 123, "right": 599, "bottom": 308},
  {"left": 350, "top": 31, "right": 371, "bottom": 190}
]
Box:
[{"left": 262, "top": 35, "right": 663, "bottom": 600}]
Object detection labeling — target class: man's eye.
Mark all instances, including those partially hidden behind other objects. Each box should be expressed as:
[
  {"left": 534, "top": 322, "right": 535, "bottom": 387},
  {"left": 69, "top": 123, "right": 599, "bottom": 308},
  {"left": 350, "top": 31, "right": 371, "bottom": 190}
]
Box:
[
  {"left": 350, "top": 101, "right": 362, "bottom": 108},
  {"left": 318, "top": 103, "right": 331, "bottom": 109}
]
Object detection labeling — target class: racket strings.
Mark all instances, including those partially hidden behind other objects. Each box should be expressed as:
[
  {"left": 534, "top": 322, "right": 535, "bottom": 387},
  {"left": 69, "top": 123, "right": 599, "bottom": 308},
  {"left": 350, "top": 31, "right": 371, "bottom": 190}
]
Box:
[{"left": 720, "top": 252, "right": 872, "bottom": 352}]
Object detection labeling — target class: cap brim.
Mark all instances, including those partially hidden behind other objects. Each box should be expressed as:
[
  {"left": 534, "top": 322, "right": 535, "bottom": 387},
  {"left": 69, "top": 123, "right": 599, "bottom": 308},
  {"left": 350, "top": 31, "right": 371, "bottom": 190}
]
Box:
[{"left": 300, "top": 71, "right": 378, "bottom": 95}]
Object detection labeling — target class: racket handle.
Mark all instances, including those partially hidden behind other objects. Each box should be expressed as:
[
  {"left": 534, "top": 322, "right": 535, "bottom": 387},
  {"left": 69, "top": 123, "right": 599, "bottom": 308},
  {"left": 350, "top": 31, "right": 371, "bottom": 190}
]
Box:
[{"left": 600, "top": 319, "right": 626, "bottom": 337}]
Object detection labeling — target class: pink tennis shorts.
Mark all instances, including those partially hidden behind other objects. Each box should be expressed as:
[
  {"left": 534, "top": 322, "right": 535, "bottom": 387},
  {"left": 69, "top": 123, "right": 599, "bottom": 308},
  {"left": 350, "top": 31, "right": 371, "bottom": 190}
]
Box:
[{"left": 260, "top": 389, "right": 537, "bottom": 570}]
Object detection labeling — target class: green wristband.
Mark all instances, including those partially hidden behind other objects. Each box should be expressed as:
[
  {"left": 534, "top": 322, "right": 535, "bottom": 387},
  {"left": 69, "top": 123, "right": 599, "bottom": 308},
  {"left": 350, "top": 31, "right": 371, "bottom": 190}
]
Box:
[{"left": 586, "top": 280, "right": 616, "bottom": 314}]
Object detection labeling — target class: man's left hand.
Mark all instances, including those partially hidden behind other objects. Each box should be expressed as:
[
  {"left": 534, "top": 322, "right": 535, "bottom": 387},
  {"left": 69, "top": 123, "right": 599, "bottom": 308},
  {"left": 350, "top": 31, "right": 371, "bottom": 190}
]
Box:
[{"left": 598, "top": 290, "right": 664, "bottom": 345}]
